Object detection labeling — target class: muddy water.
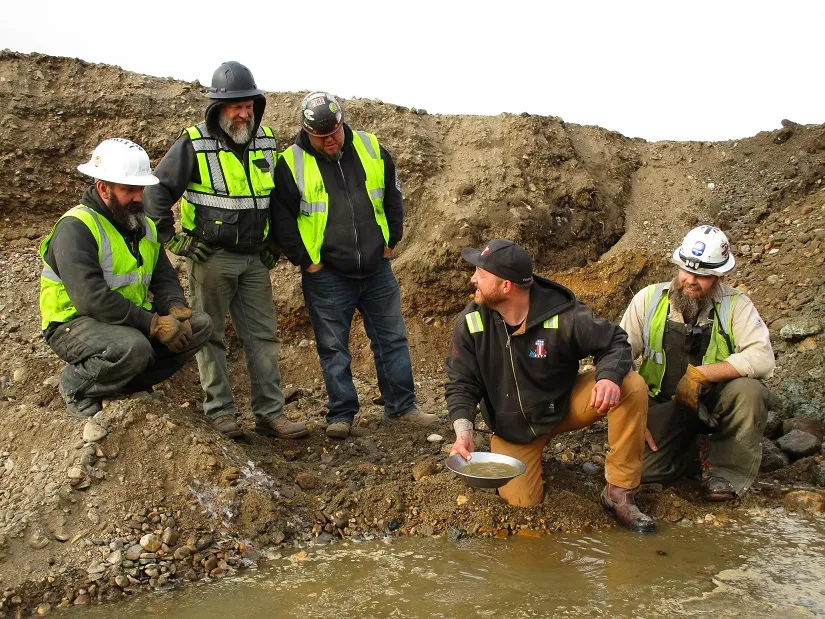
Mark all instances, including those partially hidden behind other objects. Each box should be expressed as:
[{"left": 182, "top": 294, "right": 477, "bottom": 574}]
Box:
[{"left": 70, "top": 510, "right": 825, "bottom": 619}]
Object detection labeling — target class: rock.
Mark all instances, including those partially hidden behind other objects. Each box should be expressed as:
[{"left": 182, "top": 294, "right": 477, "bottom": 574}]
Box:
[
  {"left": 12, "top": 368, "right": 25, "bottom": 382},
  {"left": 412, "top": 461, "right": 437, "bottom": 481},
  {"left": 760, "top": 439, "right": 790, "bottom": 472},
  {"left": 417, "top": 524, "right": 434, "bottom": 537},
  {"left": 36, "top": 602, "right": 52, "bottom": 615},
  {"left": 295, "top": 473, "right": 317, "bottom": 490},
  {"left": 185, "top": 569, "right": 199, "bottom": 581},
  {"left": 427, "top": 434, "right": 443, "bottom": 443},
  {"left": 779, "top": 320, "right": 822, "bottom": 341},
  {"left": 106, "top": 549, "right": 122, "bottom": 565},
  {"left": 87, "top": 509, "right": 100, "bottom": 525},
  {"left": 784, "top": 490, "right": 825, "bottom": 514},
  {"left": 582, "top": 462, "right": 601, "bottom": 476},
  {"left": 817, "top": 461, "right": 825, "bottom": 487},
  {"left": 195, "top": 534, "right": 214, "bottom": 551},
  {"left": 313, "top": 532, "right": 335, "bottom": 545},
  {"left": 161, "top": 527, "right": 179, "bottom": 546},
  {"left": 764, "top": 410, "right": 785, "bottom": 439},
  {"left": 86, "top": 560, "right": 105, "bottom": 575},
  {"left": 298, "top": 338, "right": 310, "bottom": 348},
  {"left": 114, "top": 575, "right": 128, "bottom": 588},
  {"left": 82, "top": 421, "right": 107, "bottom": 443},
  {"left": 271, "top": 530, "right": 286, "bottom": 545},
  {"left": 781, "top": 417, "right": 823, "bottom": 443},
  {"left": 446, "top": 527, "right": 462, "bottom": 542},
  {"left": 67, "top": 466, "right": 84, "bottom": 480},
  {"left": 456, "top": 495, "right": 469, "bottom": 506},
  {"left": 124, "top": 544, "right": 142, "bottom": 561},
  {"left": 27, "top": 530, "right": 50, "bottom": 549},
  {"left": 139, "top": 533, "right": 162, "bottom": 552},
  {"left": 797, "top": 337, "right": 818, "bottom": 352},
  {"left": 777, "top": 429, "right": 820, "bottom": 459},
  {"left": 73, "top": 593, "right": 91, "bottom": 606},
  {"left": 173, "top": 546, "right": 191, "bottom": 560}
]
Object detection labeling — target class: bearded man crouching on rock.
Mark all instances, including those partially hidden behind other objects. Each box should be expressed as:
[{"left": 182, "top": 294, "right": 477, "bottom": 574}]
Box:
[
  {"left": 445, "top": 239, "right": 655, "bottom": 533},
  {"left": 619, "top": 225, "right": 775, "bottom": 502},
  {"left": 39, "top": 138, "right": 212, "bottom": 418}
]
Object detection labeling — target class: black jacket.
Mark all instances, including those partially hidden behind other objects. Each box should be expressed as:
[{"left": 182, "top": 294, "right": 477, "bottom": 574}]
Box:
[
  {"left": 271, "top": 124, "right": 404, "bottom": 277},
  {"left": 444, "top": 275, "right": 633, "bottom": 444},
  {"left": 143, "top": 96, "right": 270, "bottom": 252},
  {"left": 42, "top": 186, "right": 187, "bottom": 339}
]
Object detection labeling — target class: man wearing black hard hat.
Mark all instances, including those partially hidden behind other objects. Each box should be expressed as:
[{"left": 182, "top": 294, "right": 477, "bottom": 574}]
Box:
[
  {"left": 145, "top": 61, "right": 308, "bottom": 441},
  {"left": 272, "top": 92, "right": 436, "bottom": 439},
  {"left": 445, "top": 240, "right": 655, "bottom": 533}
]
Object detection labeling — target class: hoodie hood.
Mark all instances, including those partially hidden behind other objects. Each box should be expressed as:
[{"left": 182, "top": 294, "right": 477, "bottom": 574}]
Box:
[
  {"left": 522, "top": 274, "right": 577, "bottom": 329},
  {"left": 204, "top": 95, "right": 266, "bottom": 146}
]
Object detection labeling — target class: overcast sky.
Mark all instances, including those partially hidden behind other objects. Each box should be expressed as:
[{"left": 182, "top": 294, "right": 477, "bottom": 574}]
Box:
[{"left": 3, "top": 0, "right": 822, "bottom": 142}]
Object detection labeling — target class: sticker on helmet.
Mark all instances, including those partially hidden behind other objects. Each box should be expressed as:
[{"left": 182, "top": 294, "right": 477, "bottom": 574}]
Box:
[
  {"left": 720, "top": 242, "right": 729, "bottom": 256},
  {"left": 309, "top": 97, "right": 326, "bottom": 108},
  {"left": 691, "top": 241, "right": 706, "bottom": 257},
  {"left": 329, "top": 102, "right": 339, "bottom": 114},
  {"left": 303, "top": 109, "right": 315, "bottom": 121},
  {"left": 93, "top": 155, "right": 102, "bottom": 167}
]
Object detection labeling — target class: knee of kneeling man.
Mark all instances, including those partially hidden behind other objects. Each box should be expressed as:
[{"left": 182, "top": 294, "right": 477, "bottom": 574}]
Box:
[
  {"left": 621, "top": 371, "right": 648, "bottom": 398},
  {"left": 190, "top": 310, "right": 214, "bottom": 337}
]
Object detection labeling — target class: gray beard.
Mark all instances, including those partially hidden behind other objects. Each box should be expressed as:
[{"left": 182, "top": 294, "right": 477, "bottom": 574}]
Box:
[
  {"left": 219, "top": 115, "right": 254, "bottom": 145},
  {"left": 670, "top": 275, "right": 718, "bottom": 324}
]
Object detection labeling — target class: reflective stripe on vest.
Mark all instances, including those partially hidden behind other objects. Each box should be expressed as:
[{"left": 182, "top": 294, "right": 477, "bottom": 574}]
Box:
[
  {"left": 39, "top": 205, "right": 160, "bottom": 329},
  {"left": 638, "top": 283, "right": 739, "bottom": 396},
  {"left": 465, "top": 311, "right": 484, "bottom": 334},
  {"left": 180, "top": 123, "right": 276, "bottom": 233},
  {"left": 281, "top": 130, "right": 388, "bottom": 264},
  {"left": 543, "top": 315, "right": 559, "bottom": 329}
]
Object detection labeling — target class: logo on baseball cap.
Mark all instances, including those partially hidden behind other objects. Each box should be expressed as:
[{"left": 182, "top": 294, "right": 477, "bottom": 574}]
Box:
[{"left": 461, "top": 239, "right": 533, "bottom": 284}]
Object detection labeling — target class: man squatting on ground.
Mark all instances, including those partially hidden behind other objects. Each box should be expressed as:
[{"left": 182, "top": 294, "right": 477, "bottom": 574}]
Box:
[
  {"left": 144, "top": 61, "right": 308, "bottom": 440},
  {"left": 446, "top": 240, "right": 656, "bottom": 532},
  {"left": 620, "top": 225, "right": 775, "bottom": 501},
  {"left": 40, "top": 139, "right": 212, "bottom": 417},
  {"left": 272, "top": 92, "right": 438, "bottom": 439}
]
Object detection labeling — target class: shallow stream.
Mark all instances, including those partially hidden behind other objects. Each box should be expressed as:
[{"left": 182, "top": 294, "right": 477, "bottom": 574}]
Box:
[{"left": 68, "top": 509, "right": 825, "bottom": 618}]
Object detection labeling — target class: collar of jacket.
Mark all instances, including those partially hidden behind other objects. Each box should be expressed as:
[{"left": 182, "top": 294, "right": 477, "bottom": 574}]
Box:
[{"left": 483, "top": 274, "right": 576, "bottom": 333}]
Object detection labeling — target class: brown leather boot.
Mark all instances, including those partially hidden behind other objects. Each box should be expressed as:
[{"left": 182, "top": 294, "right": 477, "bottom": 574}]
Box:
[
  {"left": 599, "top": 484, "right": 656, "bottom": 533},
  {"left": 255, "top": 415, "right": 309, "bottom": 439},
  {"left": 701, "top": 476, "right": 737, "bottom": 502},
  {"left": 212, "top": 413, "right": 244, "bottom": 439}
]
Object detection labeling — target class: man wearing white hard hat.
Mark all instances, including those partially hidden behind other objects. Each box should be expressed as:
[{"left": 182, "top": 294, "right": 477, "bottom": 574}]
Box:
[
  {"left": 39, "top": 138, "right": 212, "bottom": 417},
  {"left": 620, "top": 225, "right": 775, "bottom": 501}
]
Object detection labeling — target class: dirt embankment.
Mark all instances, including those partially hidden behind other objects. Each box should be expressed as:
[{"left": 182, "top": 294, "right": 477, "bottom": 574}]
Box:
[{"left": 0, "top": 51, "right": 824, "bottom": 615}]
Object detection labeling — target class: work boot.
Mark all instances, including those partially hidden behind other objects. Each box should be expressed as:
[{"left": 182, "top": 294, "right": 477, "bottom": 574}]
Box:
[
  {"left": 211, "top": 413, "right": 244, "bottom": 439},
  {"left": 59, "top": 382, "right": 102, "bottom": 418},
  {"left": 255, "top": 415, "right": 309, "bottom": 439},
  {"left": 325, "top": 421, "right": 352, "bottom": 439},
  {"left": 701, "top": 476, "right": 737, "bottom": 502},
  {"left": 385, "top": 408, "right": 439, "bottom": 427},
  {"left": 599, "top": 484, "right": 656, "bottom": 533}
]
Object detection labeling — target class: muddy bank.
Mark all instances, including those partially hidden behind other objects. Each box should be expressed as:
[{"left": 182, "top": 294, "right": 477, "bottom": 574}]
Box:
[{"left": 0, "top": 50, "right": 824, "bottom": 615}]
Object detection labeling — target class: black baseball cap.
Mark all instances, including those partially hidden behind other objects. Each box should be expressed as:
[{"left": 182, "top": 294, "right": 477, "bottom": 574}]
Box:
[{"left": 461, "top": 239, "right": 533, "bottom": 284}]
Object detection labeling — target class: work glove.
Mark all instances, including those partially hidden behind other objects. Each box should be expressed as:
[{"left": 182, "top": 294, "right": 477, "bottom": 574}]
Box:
[
  {"left": 260, "top": 238, "right": 281, "bottom": 270},
  {"left": 167, "top": 306, "right": 193, "bottom": 341},
  {"left": 166, "top": 233, "right": 213, "bottom": 263},
  {"left": 673, "top": 364, "right": 719, "bottom": 429},
  {"left": 150, "top": 313, "right": 190, "bottom": 353}
]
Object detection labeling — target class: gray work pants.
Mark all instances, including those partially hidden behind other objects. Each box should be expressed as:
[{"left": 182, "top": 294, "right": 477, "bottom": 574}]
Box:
[
  {"left": 47, "top": 311, "right": 212, "bottom": 400},
  {"left": 187, "top": 249, "right": 285, "bottom": 421},
  {"left": 642, "top": 377, "right": 770, "bottom": 495}
]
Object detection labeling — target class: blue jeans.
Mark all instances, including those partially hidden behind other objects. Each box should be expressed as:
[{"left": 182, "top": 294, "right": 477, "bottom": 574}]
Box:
[{"left": 301, "top": 260, "right": 416, "bottom": 424}]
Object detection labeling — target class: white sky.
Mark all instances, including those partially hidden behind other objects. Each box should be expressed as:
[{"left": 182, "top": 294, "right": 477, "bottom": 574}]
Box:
[{"left": 3, "top": 0, "right": 823, "bottom": 142}]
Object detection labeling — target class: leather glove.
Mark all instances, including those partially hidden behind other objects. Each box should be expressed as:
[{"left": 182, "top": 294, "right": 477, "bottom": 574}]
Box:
[
  {"left": 150, "top": 313, "right": 190, "bottom": 353},
  {"left": 168, "top": 306, "right": 193, "bottom": 341},
  {"left": 673, "top": 364, "right": 709, "bottom": 412},
  {"left": 166, "top": 234, "right": 213, "bottom": 263}
]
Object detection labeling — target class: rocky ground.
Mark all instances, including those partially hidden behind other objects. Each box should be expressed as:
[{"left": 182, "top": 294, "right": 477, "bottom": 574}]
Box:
[{"left": 0, "top": 50, "right": 823, "bottom": 616}]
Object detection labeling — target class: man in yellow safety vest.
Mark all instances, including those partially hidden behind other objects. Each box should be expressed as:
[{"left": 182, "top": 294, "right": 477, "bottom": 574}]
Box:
[
  {"left": 40, "top": 138, "right": 212, "bottom": 418},
  {"left": 620, "top": 225, "right": 775, "bottom": 501}
]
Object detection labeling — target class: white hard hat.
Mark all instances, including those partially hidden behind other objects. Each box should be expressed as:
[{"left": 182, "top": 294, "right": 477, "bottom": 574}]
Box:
[
  {"left": 671, "top": 225, "right": 735, "bottom": 276},
  {"left": 77, "top": 138, "right": 159, "bottom": 186}
]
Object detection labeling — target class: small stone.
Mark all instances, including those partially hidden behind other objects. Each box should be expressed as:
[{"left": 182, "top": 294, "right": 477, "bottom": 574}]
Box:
[
  {"left": 295, "top": 473, "right": 317, "bottom": 490},
  {"left": 760, "top": 439, "right": 790, "bottom": 472},
  {"left": 456, "top": 495, "right": 469, "bottom": 506},
  {"left": 173, "top": 546, "right": 191, "bottom": 560},
  {"left": 412, "top": 461, "right": 438, "bottom": 481},
  {"left": 87, "top": 509, "right": 100, "bottom": 525},
  {"left": 115, "top": 575, "right": 128, "bottom": 588},
  {"left": 36, "top": 602, "right": 52, "bottom": 615},
  {"left": 124, "top": 544, "right": 143, "bottom": 561},
  {"left": 106, "top": 549, "right": 122, "bottom": 565},
  {"left": 290, "top": 550, "right": 308, "bottom": 562},
  {"left": 582, "top": 462, "right": 601, "bottom": 476},
  {"left": 73, "top": 593, "right": 91, "bottom": 606},
  {"left": 784, "top": 490, "right": 825, "bottom": 514},
  {"left": 782, "top": 418, "right": 823, "bottom": 443},
  {"left": 298, "top": 339, "right": 310, "bottom": 348},
  {"left": 86, "top": 560, "right": 105, "bottom": 575},
  {"left": 12, "top": 368, "right": 26, "bottom": 382},
  {"left": 427, "top": 434, "right": 443, "bottom": 443},
  {"left": 447, "top": 527, "right": 462, "bottom": 542},
  {"left": 82, "top": 421, "right": 107, "bottom": 443},
  {"left": 139, "top": 533, "right": 162, "bottom": 552},
  {"left": 161, "top": 527, "right": 179, "bottom": 546},
  {"left": 27, "top": 530, "right": 50, "bottom": 549},
  {"left": 779, "top": 320, "right": 822, "bottom": 341},
  {"left": 67, "top": 466, "right": 84, "bottom": 480},
  {"left": 195, "top": 534, "right": 214, "bottom": 551},
  {"left": 777, "top": 429, "right": 820, "bottom": 459}
]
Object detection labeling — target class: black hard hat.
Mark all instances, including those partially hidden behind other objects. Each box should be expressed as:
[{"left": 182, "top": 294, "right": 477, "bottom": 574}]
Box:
[
  {"left": 208, "top": 61, "right": 263, "bottom": 100},
  {"left": 301, "top": 91, "right": 344, "bottom": 137}
]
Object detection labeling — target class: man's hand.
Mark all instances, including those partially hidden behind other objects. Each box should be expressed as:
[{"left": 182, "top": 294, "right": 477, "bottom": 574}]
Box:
[
  {"left": 449, "top": 418, "right": 475, "bottom": 460},
  {"left": 166, "top": 234, "right": 213, "bottom": 263},
  {"left": 150, "top": 313, "right": 190, "bottom": 353},
  {"left": 305, "top": 262, "right": 324, "bottom": 273},
  {"left": 673, "top": 364, "right": 709, "bottom": 411},
  {"left": 589, "top": 378, "right": 621, "bottom": 414},
  {"left": 645, "top": 428, "right": 658, "bottom": 452}
]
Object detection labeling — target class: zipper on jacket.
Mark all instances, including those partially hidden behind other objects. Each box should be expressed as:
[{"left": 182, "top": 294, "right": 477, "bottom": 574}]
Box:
[
  {"left": 337, "top": 160, "right": 362, "bottom": 272},
  {"left": 506, "top": 331, "right": 538, "bottom": 438}
]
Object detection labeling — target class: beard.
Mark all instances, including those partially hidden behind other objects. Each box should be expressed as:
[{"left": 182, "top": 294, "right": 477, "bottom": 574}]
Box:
[
  {"left": 219, "top": 113, "right": 254, "bottom": 145},
  {"left": 473, "top": 286, "right": 506, "bottom": 309},
  {"left": 107, "top": 193, "right": 145, "bottom": 232},
  {"left": 670, "top": 274, "right": 719, "bottom": 324}
]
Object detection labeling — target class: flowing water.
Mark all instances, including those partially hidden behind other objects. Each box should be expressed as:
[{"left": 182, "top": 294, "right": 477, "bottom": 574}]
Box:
[{"left": 68, "top": 509, "right": 825, "bottom": 618}]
